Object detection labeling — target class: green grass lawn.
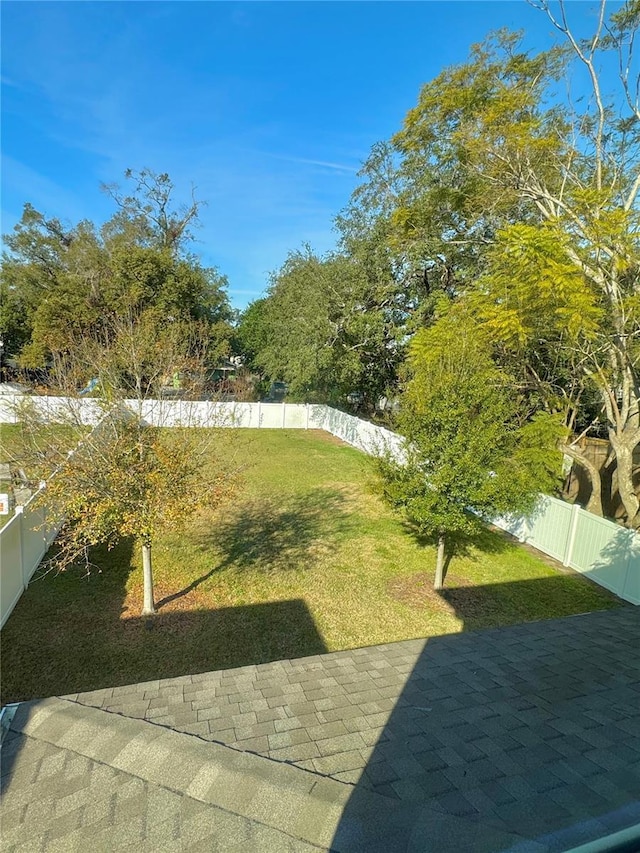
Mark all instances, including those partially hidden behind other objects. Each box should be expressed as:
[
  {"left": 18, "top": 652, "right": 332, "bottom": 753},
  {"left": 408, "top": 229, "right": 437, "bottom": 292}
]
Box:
[
  {"left": 1, "top": 428, "right": 622, "bottom": 703},
  {"left": 1, "top": 421, "right": 81, "bottom": 482},
  {"left": 0, "top": 423, "right": 27, "bottom": 475}
]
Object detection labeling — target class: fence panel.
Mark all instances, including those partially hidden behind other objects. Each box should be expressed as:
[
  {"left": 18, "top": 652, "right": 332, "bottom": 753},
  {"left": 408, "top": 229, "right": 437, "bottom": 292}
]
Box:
[
  {"left": 226, "top": 403, "right": 256, "bottom": 428},
  {"left": 0, "top": 397, "right": 18, "bottom": 423},
  {"left": 491, "top": 514, "right": 531, "bottom": 542},
  {"left": 318, "top": 407, "right": 405, "bottom": 461},
  {"left": 569, "top": 511, "right": 639, "bottom": 603},
  {"left": 257, "top": 403, "right": 285, "bottom": 428},
  {"left": 492, "top": 497, "right": 639, "bottom": 604},
  {"left": 0, "top": 395, "right": 104, "bottom": 425},
  {"left": 307, "top": 404, "right": 329, "bottom": 430},
  {"left": 525, "top": 496, "right": 574, "bottom": 562},
  {"left": 0, "top": 487, "right": 62, "bottom": 628},
  {"left": 20, "top": 497, "right": 59, "bottom": 582},
  {"left": 283, "top": 404, "right": 307, "bottom": 429},
  {"left": 621, "top": 535, "right": 640, "bottom": 604},
  {"left": 0, "top": 512, "right": 23, "bottom": 628}
]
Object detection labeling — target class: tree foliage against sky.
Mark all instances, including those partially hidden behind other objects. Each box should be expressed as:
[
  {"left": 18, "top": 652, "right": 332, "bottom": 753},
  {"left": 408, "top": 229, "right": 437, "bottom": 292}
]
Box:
[
  {"left": 236, "top": 246, "right": 404, "bottom": 408},
  {"left": 388, "top": 3, "right": 640, "bottom": 522},
  {"left": 241, "top": 0, "right": 639, "bottom": 527},
  {"left": 1, "top": 169, "right": 233, "bottom": 370},
  {"left": 101, "top": 168, "right": 204, "bottom": 256}
]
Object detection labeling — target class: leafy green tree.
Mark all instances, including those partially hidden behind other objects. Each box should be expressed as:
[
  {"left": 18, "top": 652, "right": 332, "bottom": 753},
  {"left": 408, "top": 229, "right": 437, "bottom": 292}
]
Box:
[
  {"left": 234, "top": 298, "right": 271, "bottom": 369},
  {"left": 1, "top": 171, "right": 233, "bottom": 369},
  {"left": 238, "top": 247, "right": 403, "bottom": 409},
  {"left": 378, "top": 307, "right": 563, "bottom": 588},
  {"left": 337, "top": 138, "right": 481, "bottom": 327},
  {"left": 0, "top": 204, "right": 85, "bottom": 360},
  {"left": 237, "top": 248, "right": 335, "bottom": 400},
  {"left": 360, "top": 1, "right": 640, "bottom": 524}
]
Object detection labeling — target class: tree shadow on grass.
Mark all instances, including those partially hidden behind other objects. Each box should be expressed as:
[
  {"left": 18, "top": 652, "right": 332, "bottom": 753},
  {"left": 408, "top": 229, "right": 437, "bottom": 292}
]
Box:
[
  {"left": 158, "top": 487, "right": 351, "bottom": 607},
  {"left": 408, "top": 522, "right": 511, "bottom": 559},
  {"left": 404, "top": 520, "right": 511, "bottom": 585},
  {"left": 387, "top": 523, "right": 621, "bottom": 630},
  {"left": 1, "top": 489, "right": 349, "bottom": 703}
]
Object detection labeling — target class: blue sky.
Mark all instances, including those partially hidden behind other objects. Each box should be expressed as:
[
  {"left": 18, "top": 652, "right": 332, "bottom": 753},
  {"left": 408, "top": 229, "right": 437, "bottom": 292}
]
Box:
[{"left": 0, "top": 1, "right": 619, "bottom": 310}]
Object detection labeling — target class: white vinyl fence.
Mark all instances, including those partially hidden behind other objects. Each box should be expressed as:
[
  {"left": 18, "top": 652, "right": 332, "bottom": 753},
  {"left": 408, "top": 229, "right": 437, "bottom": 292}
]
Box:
[
  {"left": 0, "top": 395, "right": 105, "bottom": 426},
  {"left": 493, "top": 496, "right": 640, "bottom": 605},
  {"left": 0, "top": 489, "right": 61, "bottom": 628},
  {"left": 0, "top": 397, "right": 637, "bottom": 629},
  {"left": 0, "top": 397, "right": 405, "bottom": 456}
]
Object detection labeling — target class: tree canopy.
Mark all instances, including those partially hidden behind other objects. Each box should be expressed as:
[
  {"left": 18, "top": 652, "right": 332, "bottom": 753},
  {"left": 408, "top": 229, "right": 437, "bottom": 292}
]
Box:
[
  {"left": 388, "top": 7, "right": 639, "bottom": 521},
  {"left": 1, "top": 169, "right": 233, "bottom": 371},
  {"left": 377, "top": 306, "right": 563, "bottom": 587},
  {"left": 239, "top": 0, "right": 639, "bottom": 526},
  {"left": 236, "top": 247, "right": 404, "bottom": 409}
]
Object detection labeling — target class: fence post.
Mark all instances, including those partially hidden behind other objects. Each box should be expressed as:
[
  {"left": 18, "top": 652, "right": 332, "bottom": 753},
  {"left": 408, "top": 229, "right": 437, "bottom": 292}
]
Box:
[
  {"left": 305, "top": 403, "right": 310, "bottom": 430},
  {"left": 563, "top": 502, "right": 581, "bottom": 567},
  {"left": 14, "top": 506, "right": 27, "bottom": 591},
  {"left": 282, "top": 402, "right": 286, "bottom": 428},
  {"left": 620, "top": 529, "right": 639, "bottom": 604},
  {"left": 257, "top": 401, "right": 262, "bottom": 428}
]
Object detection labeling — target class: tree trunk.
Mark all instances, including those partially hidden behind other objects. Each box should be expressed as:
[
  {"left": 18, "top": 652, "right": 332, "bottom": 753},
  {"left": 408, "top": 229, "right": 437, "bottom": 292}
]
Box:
[
  {"left": 610, "top": 437, "right": 640, "bottom": 528},
  {"left": 434, "top": 535, "right": 446, "bottom": 590},
  {"left": 142, "top": 540, "right": 156, "bottom": 615},
  {"left": 560, "top": 443, "right": 603, "bottom": 516}
]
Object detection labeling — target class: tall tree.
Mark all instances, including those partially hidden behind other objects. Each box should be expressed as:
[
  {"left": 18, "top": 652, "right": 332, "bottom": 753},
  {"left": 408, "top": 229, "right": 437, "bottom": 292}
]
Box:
[
  {"left": 374, "top": 2, "right": 640, "bottom": 524},
  {"left": 238, "top": 247, "right": 404, "bottom": 409},
  {"left": 1, "top": 170, "right": 232, "bottom": 369}
]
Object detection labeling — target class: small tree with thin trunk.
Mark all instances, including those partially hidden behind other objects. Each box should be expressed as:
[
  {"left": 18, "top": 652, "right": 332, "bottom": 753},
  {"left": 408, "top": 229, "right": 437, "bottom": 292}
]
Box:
[
  {"left": 376, "top": 307, "right": 563, "bottom": 588},
  {"left": 15, "top": 312, "right": 238, "bottom": 616}
]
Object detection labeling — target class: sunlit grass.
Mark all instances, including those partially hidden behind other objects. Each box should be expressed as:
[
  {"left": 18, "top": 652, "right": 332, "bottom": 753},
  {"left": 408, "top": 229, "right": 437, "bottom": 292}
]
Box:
[
  {"left": 1, "top": 421, "right": 84, "bottom": 482},
  {"left": 1, "top": 429, "right": 621, "bottom": 703}
]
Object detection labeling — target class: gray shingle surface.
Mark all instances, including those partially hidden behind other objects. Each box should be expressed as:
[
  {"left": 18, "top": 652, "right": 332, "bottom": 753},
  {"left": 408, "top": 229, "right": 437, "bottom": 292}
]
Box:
[
  {"left": 66, "top": 606, "right": 640, "bottom": 848},
  {"left": 2, "top": 698, "right": 529, "bottom": 852},
  {"left": 1, "top": 728, "right": 322, "bottom": 851}
]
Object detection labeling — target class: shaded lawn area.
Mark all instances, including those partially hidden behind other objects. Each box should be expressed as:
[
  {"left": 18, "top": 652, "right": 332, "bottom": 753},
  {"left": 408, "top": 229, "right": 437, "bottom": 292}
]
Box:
[{"left": 1, "top": 429, "right": 622, "bottom": 703}]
